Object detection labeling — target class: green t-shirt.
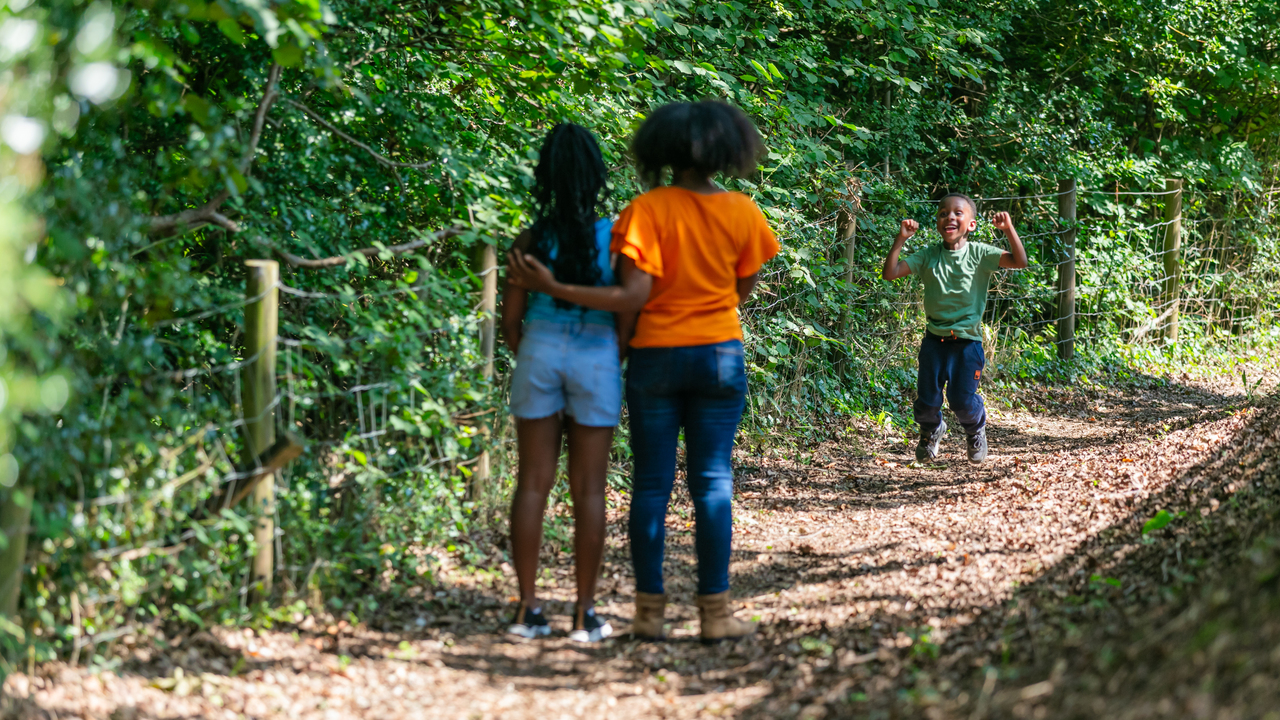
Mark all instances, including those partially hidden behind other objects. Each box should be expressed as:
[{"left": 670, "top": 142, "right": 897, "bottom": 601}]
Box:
[{"left": 904, "top": 241, "right": 1005, "bottom": 341}]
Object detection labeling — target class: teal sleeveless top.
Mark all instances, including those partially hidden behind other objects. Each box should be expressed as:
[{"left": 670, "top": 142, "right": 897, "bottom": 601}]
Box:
[{"left": 524, "top": 218, "right": 616, "bottom": 327}]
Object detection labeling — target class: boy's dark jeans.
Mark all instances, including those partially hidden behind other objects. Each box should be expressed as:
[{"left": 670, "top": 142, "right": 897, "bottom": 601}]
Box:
[
  {"left": 914, "top": 333, "right": 987, "bottom": 436},
  {"left": 626, "top": 340, "right": 746, "bottom": 596}
]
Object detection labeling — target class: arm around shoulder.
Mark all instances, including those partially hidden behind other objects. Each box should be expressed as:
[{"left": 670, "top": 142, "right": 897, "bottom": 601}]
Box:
[{"left": 507, "top": 251, "right": 653, "bottom": 312}]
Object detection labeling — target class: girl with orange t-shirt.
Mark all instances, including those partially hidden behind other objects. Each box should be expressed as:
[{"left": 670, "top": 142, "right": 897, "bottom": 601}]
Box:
[{"left": 508, "top": 101, "right": 778, "bottom": 643}]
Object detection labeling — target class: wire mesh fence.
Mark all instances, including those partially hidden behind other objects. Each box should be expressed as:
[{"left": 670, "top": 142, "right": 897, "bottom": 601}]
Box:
[
  {"left": 739, "top": 182, "right": 1280, "bottom": 426},
  {"left": 71, "top": 179, "right": 1280, "bottom": 598}
]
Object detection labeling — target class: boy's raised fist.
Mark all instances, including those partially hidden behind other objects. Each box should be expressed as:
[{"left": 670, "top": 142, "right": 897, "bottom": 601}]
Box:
[
  {"left": 898, "top": 219, "right": 919, "bottom": 238},
  {"left": 992, "top": 211, "right": 1013, "bottom": 231}
]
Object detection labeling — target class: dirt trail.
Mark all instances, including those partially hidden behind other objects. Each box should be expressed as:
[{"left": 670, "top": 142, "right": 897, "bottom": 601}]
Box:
[{"left": 6, "top": 370, "right": 1280, "bottom": 720}]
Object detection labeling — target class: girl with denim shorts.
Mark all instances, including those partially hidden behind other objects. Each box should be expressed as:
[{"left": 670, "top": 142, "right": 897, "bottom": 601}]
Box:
[
  {"left": 499, "top": 124, "right": 652, "bottom": 643},
  {"left": 508, "top": 102, "right": 778, "bottom": 644}
]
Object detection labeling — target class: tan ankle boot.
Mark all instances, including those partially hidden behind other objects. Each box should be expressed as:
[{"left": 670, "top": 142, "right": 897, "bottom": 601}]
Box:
[
  {"left": 696, "top": 591, "right": 757, "bottom": 644},
  {"left": 632, "top": 592, "right": 666, "bottom": 639}
]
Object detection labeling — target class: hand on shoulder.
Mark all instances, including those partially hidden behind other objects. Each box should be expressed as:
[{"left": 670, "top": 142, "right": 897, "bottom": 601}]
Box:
[{"left": 507, "top": 251, "right": 557, "bottom": 294}]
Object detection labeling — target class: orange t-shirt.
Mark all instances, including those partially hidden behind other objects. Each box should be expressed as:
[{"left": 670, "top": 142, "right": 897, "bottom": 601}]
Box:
[{"left": 611, "top": 187, "right": 779, "bottom": 348}]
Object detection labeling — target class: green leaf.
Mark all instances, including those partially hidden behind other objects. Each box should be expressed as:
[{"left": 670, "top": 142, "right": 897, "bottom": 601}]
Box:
[
  {"left": 175, "top": 1, "right": 208, "bottom": 19},
  {"left": 272, "top": 43, "right": 305, "bottom": 68},
  {"left": 173, "top": 603, "right": 205, "bottom": 629},
  {"left": 1142, "top": 509, "right": 1173, "bottom": 534},
  {"left": 216, "top": 18, "right": 245, "bottom": 45},
  {"left": 226, "top": 168, "right": 248, "bottom": 195},
  {"left": 750, "top": 59, "right": 770, "bottom": 82},
  {"left": 181, "top": 94, "right": 212, "bottom": 125},
  {"left": 389, "top": 416, "right": 418, "bottom": 434},
  {"left": 349, "top": 449, "right": 368, "bottom": 466},
  {"left": 0, "top": 615, "right": 24, "bottom": 641}
]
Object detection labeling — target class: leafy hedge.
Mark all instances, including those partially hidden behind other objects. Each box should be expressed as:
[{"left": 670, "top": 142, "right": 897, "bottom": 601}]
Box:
[{"left": 1, "top": 0, "right": 1277, "bottom": 667}]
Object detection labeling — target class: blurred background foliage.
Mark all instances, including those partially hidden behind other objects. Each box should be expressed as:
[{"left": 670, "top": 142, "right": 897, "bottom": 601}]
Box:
[{"left": 0, "top": 0, "right": 1277, "bottom": 670}]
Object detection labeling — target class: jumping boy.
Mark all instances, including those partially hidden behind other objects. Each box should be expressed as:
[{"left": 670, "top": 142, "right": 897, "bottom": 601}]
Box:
[{"left": 881, "top": 194, "right": 1027, "bottom": 463}]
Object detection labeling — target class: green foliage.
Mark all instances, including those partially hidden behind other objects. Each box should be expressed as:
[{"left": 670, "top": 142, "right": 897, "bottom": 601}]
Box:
[
  {"left": 2, "top": 0, "right": 1278, "bottom": 670},
  {"left": 1143, "top": 509, "right": 1175, "bottom": 534}
]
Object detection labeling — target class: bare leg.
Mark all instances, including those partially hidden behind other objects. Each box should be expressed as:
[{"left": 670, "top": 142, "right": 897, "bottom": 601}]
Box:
[
  {"left": 511, "top": 415, "right": 564, "bottom": 609},
  {"left": 565, "top": 419, "right": 613, "bottom": 607}
]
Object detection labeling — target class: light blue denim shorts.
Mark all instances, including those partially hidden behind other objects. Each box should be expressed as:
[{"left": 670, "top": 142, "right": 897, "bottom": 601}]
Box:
[{"left": 510, "top": 319, "right": 622, "bottom": 427}]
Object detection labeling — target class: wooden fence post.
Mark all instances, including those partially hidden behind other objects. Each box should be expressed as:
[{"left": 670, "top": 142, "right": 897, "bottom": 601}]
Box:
[
  {"left": 473, "top": 242, "right": 498, "bottom": 492},
  {"left": 1056, "top": 179, "right": 1077, "bottom": 360},
  {"left": 0, "top": 485, "right": 32, "bottom": 617},
  {"left": 479, "top": 243, "right": 498, "bottom": 379},
  {"left": 1162, "top": 179, "right": 1184, "bottom": 341},
  {"left": 242, "top": 260, "right": 279, "bottom": 596},
  {"left": 838, "top": 195, "right": 861, "bottom": 286}
]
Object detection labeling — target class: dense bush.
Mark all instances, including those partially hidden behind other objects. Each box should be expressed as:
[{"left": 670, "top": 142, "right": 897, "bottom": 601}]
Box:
[{"left": 1, "top": 0, "right": 1277, "bottom": 668}]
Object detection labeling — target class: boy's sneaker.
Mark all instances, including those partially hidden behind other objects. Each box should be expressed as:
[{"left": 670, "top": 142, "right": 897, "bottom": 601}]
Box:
[
  {"left": 568, "top": 605, "right": 613, "bottom": 643},
  {"left": 507, "top": 603, "right": 551, "bottom": 639},
  {"left": 916, "top": 419, "right": 947, "bottom": 461},
  {"left": 966, "top": 427, "right": 989, "bottom": 463}
]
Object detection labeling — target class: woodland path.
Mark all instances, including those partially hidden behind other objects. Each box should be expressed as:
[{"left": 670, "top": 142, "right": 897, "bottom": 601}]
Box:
[{"left": 6, "top": 368, "right": 1280, "bottom": 720}]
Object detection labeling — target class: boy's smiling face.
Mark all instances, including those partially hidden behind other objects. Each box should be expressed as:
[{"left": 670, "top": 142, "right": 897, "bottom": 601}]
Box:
[{"left": 936, "top": 196, "right": 977, "bottom": 245}]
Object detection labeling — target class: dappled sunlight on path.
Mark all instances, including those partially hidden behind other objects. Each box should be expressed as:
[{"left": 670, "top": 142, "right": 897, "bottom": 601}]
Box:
[{"left": 5, "top": 372, "right": 1280, "bottom": 719}]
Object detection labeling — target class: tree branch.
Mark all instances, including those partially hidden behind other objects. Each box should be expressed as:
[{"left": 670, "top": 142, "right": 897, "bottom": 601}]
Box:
[
  {"left": 241, "top": 63, "right": 283, "bottom": 176},
  {"left": 147, "top": 64, "right": 282, "bottom": 238},
  {"left": 277, "top": 227, "right": 466, "bottom": 268},
  {"left": 147, "top": 190, "right": 235, "bottom": 237},
  {"left": 282, "top": 98, "right": 435, "bottom": 170}
]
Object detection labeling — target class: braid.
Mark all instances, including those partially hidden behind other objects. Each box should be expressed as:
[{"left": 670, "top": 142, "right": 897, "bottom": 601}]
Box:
[{"left": 528, "top": 124, "right": 611, "bottom": 310}]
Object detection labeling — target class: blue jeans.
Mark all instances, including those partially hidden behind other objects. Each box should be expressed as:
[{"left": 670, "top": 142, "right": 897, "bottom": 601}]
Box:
[
  {"left": 626, "top": 340, "right": 746, "bottom": 596},
  {"left": 914, "top": 333, "right": 987, "bottom": 435}
]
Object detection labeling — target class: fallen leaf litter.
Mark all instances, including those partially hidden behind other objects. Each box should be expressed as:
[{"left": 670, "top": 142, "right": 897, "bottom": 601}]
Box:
[{"left": 4, "top": 369, "right": 1280, "bottom": 719}]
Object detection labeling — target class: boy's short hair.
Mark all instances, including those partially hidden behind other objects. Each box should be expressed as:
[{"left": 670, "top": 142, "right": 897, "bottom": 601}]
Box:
[
  {"left": 939, "top": 192, "right": 977, "bottom": 216},
  {"left": 632, "top": 101, "right": 766, "bottom": 188}
]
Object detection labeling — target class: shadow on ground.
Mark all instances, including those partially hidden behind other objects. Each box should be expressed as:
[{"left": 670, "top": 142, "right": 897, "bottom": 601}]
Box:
[
  {"left": 5, "top": 375, "right": 1278, "bottom": 720},
  {"left": 728, "top": 393, "right": 1280, "bottom": 719}
]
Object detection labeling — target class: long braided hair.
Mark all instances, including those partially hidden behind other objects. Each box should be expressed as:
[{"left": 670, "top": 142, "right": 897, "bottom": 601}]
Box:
[{"left": 528, "top": 123, "right": 610, "bottom": 310}]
